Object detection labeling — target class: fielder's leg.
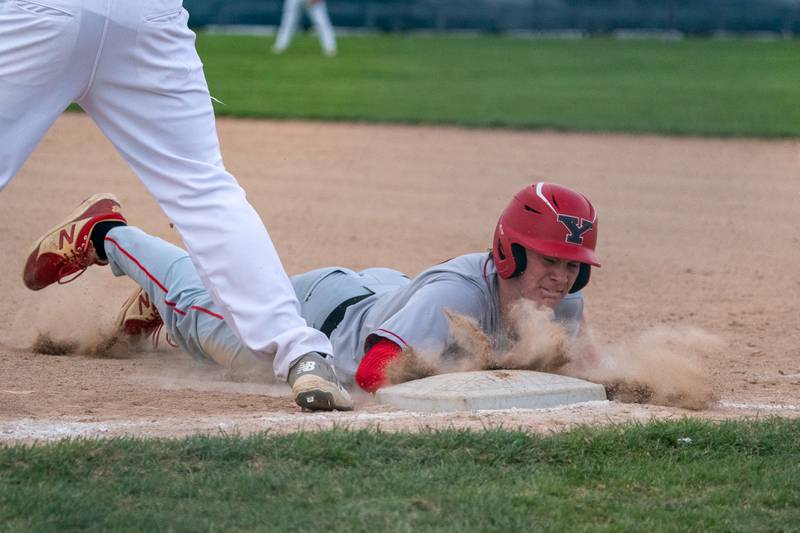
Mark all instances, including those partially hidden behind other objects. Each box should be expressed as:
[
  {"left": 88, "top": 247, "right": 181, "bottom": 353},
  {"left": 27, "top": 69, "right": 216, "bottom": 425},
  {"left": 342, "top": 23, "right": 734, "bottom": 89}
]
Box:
[
  {"left": 0, "top": 0, "right": 95, "bottom": 190},
  {"left": 76, "top": 3, "right": 336, "bottom": 382}
]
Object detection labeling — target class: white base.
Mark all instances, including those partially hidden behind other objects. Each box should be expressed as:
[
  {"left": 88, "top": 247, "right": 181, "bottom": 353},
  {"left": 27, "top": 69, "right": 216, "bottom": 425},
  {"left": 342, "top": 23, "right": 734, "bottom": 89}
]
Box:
[{"left": 375, "top": 370, "right": 606, "bottom": 412}]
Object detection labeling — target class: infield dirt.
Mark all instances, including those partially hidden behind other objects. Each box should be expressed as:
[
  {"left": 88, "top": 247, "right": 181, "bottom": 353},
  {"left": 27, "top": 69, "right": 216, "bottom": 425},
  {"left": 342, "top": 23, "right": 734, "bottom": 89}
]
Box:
[{"left": 1, "top": 114, "right": 798, "bottom": 441}]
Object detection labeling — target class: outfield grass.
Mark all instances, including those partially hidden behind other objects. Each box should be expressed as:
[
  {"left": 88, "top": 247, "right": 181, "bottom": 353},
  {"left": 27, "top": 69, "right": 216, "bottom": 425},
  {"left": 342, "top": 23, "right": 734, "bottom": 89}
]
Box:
[
  {"left": 195, "top": 34, "right": 800, "bottom": 137},
  {"left": 2, "top": 418, "right": 799, "bottom": 531}
]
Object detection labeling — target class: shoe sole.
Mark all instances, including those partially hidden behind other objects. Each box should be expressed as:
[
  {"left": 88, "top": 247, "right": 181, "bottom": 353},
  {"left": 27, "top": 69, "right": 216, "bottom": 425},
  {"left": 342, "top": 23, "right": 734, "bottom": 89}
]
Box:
[
  {"left": 293, "top": 375, "right": 354, "bottom": 412},
  {"left": 24, "top": 192, "right": 121, "bottom": 263}
]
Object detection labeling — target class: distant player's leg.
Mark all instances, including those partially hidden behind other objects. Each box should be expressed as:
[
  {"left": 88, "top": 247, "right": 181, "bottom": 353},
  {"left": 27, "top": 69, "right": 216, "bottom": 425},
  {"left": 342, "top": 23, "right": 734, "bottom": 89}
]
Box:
[
  {"left": 307, "top": 0, "right": 337, "bottom": 56},
  {"left": 0, "top": 0, "right": 91, "bottom": 190},
  {"left": 273, "top": 0, "right": 303, "bottom": 54},
  {"left": 74, "top": 5, "right": 351, "bottom": 410}
]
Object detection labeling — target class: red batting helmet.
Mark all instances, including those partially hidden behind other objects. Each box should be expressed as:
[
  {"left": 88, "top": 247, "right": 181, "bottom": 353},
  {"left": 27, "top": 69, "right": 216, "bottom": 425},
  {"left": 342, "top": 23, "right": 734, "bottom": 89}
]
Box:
[{"left": 492, "top": 182, "right": 600, "bottom": 293}]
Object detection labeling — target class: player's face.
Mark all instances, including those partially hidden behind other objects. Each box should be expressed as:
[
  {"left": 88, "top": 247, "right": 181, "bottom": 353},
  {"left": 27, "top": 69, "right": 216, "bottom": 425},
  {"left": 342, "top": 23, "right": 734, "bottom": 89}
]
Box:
[{"left": 499, "top": 249, "right": 581, "bottom": 310}]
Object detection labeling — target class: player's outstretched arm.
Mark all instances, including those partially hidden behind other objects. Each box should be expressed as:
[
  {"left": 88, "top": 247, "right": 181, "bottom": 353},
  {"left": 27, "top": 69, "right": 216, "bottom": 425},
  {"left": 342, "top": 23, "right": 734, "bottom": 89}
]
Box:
[{"left": 355, "top": 339, "right": 403, "bottom": 393}]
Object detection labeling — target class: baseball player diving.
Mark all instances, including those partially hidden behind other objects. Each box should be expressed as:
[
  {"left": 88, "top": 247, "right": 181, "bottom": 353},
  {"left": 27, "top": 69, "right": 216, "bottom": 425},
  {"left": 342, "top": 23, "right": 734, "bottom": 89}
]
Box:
[
  {"left": 22, "top": 182, "right": 600, "bottom": 406},
  {"left": 2, "top": 1, "right": 350, "bottom": 411}
]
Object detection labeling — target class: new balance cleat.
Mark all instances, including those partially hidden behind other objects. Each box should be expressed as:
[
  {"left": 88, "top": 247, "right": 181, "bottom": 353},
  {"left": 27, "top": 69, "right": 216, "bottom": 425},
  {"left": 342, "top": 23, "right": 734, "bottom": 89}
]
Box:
[
  {"left": 116, "top": 288, "right": 163, "bottom": 337},
  {"left": 288, "top": 352, "right": 354, "bottom": 411},
  {"left": 23, "top": 193, "right": 126, "bottom": 290},
  {"left": 115, "top": 287, "right": 177, "bottom": 349}
]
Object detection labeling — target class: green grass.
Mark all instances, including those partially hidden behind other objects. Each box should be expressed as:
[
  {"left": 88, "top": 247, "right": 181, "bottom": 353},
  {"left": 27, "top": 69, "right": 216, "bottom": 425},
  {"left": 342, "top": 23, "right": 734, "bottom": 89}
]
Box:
[
  {"left": 194, "top": 34, "right": 800, "bottom": 137},
  {"left": 2, "top": 418, "right": 799, "bottom": 531}
]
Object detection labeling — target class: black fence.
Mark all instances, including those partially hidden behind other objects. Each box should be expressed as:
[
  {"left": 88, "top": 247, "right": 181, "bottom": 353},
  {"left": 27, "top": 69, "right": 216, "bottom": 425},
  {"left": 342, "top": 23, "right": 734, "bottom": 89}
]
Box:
[{"left": 184, "top": 0, "right": 800, "bottom": 35}]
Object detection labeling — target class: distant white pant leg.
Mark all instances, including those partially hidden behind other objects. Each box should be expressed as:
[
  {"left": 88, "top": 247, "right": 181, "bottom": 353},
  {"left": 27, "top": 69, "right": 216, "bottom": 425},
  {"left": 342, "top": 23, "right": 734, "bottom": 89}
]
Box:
[
  {"left": 274, "top": 0, "right": 304, "bottom": 52},
  {"left": 308, "top": 1, "right": 337, "bottom": 55},
  {"left": 0, "top": 0, "right": 90, "bottom": 190},
  {"left": 76, "top": 5, "right": 332, "bottom": 380}
]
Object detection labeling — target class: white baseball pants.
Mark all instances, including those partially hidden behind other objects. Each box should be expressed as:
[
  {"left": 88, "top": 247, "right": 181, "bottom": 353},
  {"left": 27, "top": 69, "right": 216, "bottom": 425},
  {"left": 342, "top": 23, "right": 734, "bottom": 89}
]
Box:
[
  {"left": 274, "top": 0, "right": 337, "bottom": 55},
  {"left": 0, "top": 0, "right": 334, "bottom": 379}
]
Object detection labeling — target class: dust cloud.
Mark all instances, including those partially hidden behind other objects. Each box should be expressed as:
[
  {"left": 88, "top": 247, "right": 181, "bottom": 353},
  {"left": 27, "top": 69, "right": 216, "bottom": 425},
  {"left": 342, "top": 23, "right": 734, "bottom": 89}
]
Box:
[
  {"left": 30, "top": 291, "right": 720, "bottom": 410},
  {"left": 385, "top": 300, "right": 720, "bottom": 410},
  {"left": 30, "top": 326, "right": 276, "bottom": 385},
  {"left": 32, "top": 330, "right": 140, "bottom": 358},
  {"left": 576, "top": 326, "right": 722, "bottom": 410},
  {"left": 25, "top": 278, "right": 136, "bottom": 357}
]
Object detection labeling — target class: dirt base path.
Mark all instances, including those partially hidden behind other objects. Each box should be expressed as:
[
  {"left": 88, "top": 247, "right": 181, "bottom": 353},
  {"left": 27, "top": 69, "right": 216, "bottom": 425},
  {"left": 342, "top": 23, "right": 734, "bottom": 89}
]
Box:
[{"left": 1, "top": 114, "right": 798, "bottom": 442}]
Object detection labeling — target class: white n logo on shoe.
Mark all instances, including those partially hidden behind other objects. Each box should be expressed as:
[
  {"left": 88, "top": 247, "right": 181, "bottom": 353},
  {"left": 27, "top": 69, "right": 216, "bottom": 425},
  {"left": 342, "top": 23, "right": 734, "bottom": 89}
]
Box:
[{"left": 59, "top": 224, "right": 76, "bottom": 249}]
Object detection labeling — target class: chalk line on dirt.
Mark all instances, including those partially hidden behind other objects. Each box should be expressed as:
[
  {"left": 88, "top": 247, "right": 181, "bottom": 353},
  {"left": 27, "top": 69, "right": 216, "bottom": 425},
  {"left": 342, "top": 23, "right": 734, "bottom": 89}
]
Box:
[
  {"left": 0, "top": 400, "right": 616, "bottom": 442},
  {"left": 718, "top": 401, "right": 800, "bottom": 411}
]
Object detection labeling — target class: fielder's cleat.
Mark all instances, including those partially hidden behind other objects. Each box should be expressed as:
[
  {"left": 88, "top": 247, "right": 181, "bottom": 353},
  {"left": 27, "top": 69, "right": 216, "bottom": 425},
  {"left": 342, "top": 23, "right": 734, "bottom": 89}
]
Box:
[
  {"left": 23, "top": 193, "right": 126, "bottom": 290},
  {"left": 288, "top": 352, "right": 354, "bottom": 411}
]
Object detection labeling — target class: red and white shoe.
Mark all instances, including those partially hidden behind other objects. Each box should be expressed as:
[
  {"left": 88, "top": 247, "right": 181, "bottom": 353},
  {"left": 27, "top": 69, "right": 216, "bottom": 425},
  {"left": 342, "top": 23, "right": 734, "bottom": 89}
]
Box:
[
  {"left": 116, "top": 288, "right": 163, "bottom": 337},
  {"left": 115, "top": 288, "right": 176, "bottom": 348},
  {"left": 23, "top": 193, "right": 126, "bottom": 290}
]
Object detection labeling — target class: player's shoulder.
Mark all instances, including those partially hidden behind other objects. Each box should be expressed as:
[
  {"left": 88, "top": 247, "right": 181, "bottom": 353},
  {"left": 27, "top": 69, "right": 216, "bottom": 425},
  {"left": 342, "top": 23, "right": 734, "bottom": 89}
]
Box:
[
  {"left": 410, "top": 252, "right": 494, "bottom": 299},
  {"left": 426, "top": 252, "right": 492, "bottom": 278}
]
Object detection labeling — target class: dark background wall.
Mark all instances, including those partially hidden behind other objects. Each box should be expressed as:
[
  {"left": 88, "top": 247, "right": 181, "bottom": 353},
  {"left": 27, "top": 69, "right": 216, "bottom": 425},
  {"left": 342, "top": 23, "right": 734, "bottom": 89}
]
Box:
[{"left": 183, "top": 0, "right": 800, "bottom": 35}]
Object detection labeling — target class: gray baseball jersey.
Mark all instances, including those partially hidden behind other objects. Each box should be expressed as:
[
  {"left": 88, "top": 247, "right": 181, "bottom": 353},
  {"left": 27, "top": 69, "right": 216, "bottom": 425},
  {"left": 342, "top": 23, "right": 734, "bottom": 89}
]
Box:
[
  {"left": 105, "top": 228, "right": 583, "bottom": 384},
  {"left": 295, "top": 253, "right": 584, "bottom": 381}
]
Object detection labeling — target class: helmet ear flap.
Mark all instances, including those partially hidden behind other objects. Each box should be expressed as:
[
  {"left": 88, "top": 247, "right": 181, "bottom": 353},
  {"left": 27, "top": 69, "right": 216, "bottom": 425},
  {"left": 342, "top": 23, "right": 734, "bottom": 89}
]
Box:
[
  {"left": 510, "top": 244, "right": 527, "bottom": 278},
  {"left": 569, "top": 264, "right": 591, "bottom": 293}
]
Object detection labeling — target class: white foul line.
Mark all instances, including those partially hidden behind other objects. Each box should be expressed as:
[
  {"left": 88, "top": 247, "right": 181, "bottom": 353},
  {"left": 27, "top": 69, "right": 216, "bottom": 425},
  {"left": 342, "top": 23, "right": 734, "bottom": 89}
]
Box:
[{"left": 719, "top": 400, "right": 800, "bottom": 411}]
